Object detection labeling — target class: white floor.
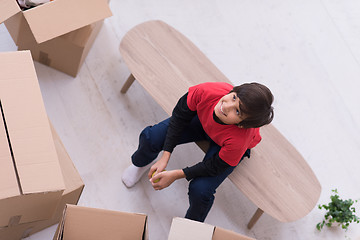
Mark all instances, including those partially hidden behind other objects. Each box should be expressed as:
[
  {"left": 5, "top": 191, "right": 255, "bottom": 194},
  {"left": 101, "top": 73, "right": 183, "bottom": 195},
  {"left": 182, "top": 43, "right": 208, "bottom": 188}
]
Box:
[{"left": 1, "top": 1, "right": 360, "bottom": 239}]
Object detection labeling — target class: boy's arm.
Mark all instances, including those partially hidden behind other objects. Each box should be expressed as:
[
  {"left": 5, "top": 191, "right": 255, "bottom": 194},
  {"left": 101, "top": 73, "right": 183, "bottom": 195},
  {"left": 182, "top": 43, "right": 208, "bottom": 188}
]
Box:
[
  {"left": 148, "top": 93, "right": 195, "bottom": 179},
  {"left": 149, "top": 93, "right": 196, "bottom": 189},
  {"left": 164, "top": 93, "right": 232, "bottom": 180},
  {"left": 163, "top": 93, "right": 197, "bottom": 153},
  {"left": 183, "top": 149, "right": 251, "bottom": 180},
  {"left": 182, "top": 153, "right": 232, "bottom": 180}
]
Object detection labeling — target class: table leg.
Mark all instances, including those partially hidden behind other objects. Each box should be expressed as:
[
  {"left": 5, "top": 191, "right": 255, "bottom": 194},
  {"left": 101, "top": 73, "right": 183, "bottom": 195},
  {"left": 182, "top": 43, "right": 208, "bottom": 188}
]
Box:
[
  {"left": 247, "top": 208, "right": 264, "bottom": 229},
  {"left": 120, "top": 74, "right": 136, "bottom": 93}
]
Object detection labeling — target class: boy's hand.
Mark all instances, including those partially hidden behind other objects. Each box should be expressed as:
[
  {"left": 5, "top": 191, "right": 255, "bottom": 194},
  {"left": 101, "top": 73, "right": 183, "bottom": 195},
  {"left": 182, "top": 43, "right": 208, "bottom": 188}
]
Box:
[
  {"left": 150, "top": 170, "right": 185, "bottom": 190},
  {"left": 148, "top": 151, "right": 171, "bottom": 179}
]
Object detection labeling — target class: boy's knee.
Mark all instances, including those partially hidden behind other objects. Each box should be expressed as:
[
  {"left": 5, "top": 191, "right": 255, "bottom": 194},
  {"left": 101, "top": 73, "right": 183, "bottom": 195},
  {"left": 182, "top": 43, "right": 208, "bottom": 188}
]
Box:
[
  {"left": 139, "top": 126, "right": 164, "bottom": 152},
  {"left": 139, "top": 126, "right": 151, "bottom": 143},
  {"left": 188, "top": 180, "right": 215, "bottom": 201}
]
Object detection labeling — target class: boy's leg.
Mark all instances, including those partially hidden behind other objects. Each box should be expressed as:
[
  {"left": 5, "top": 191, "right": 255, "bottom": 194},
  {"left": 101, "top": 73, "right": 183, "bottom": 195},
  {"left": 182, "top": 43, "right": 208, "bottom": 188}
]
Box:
[
  {"left": 131, "top": 116, "right": 206, "bottom": 166},
  {"left": 123, "top": 116, "right": 206, "bottom": 187},
  {"left": 131, "top": 118, "right": 171, "bottom": 167},
  {"left": 185, "top": 142, "right": 236, "bottom": 222},
  {"left": 185, "top": 165, "right": 236, "bottom": 222}
]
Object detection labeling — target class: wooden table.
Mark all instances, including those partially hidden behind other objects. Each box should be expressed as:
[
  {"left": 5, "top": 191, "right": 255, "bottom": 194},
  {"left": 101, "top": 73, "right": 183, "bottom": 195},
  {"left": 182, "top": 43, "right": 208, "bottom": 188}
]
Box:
[{"left": 119, "top": 20, "right": 321, "bottom": 228}]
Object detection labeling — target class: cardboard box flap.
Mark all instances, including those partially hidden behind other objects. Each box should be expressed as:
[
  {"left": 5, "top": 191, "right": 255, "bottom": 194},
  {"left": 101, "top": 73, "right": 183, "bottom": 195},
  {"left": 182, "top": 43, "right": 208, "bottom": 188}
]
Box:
[
  {"left": 50, "top": 122, "right": 84, "bottom": 194},
  {"left": 213, "top": 227, "right": 256, "bottom": 240},
  {"left": 168, "top": 218, "right": 214, "bottom": 240},
  {"left": 18, "top": 161, "right": 66, "bottom": 193},
  {"left": 23, "top": 0, "right": 112, "bottom": 43},
  {"left": 0, "top": 0, "right": 20, "bottom": 24},
  {"left": 0, "top": 109, "right": 20, "bottom": 199},
  {"left": 58, "top": 205, "right": 147, "bottom": 240},
  {"left": 0, "top": 51, "right": 65, "bottom": 194}
]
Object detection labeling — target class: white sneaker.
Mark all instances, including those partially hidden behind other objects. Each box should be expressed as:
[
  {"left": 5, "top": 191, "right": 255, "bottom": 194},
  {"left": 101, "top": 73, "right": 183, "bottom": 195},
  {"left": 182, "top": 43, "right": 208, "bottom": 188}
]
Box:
[{"left": 122, "top": 163, "right": 151, "bottom": 188}]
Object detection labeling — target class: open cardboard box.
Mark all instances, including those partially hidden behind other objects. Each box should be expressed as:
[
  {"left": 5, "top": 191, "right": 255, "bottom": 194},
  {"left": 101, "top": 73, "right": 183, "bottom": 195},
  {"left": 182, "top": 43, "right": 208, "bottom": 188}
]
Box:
[
  {"left": 0, "top": 122, "right": 85, "bottom": 240},
  {"left": 168, "top": 218, "right": 256, "bottom": 240},
  {"left": 0, "top": 0, "right": 112, "bottom": 76},
  {"left": 0, "top": 50, "right": 65, "bottom": 228},
  {"left": 53, "top": 205, "right": 148, "bottom": 240}
]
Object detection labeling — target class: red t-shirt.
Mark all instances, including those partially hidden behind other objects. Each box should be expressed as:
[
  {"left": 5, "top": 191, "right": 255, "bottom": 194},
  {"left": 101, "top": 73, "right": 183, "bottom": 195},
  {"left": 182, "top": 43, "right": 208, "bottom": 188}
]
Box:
[{"left": 187, "top": 82, "right": 261, "bottom": 166}]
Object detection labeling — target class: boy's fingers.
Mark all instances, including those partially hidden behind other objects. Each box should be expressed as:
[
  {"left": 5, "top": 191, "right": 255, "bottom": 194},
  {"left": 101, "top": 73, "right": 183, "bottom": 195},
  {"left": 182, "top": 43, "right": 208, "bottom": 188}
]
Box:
[
  {"left": 149, "top": 173, "right": 160, "bottom": 183},
  {"left": 148, "top": 168, "right": 157, "bottom": 179},
  {"left": 154, "top": 184, "right": 163, "bottom": 191},
  {"left": 150, "top": 175, "right": 163, "bottom": 189}
]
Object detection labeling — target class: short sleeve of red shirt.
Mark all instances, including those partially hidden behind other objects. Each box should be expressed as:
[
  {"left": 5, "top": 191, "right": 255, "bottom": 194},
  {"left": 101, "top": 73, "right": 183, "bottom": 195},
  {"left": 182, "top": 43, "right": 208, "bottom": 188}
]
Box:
[
  {"left": 187, "top": 82, "right": 233, "bottom": 111},
  {"left": 186, "top": 85, "right": 204, "bottom": 111},
  {"left": 218, "top": 128, "right": 261, "bottom": 166},
  {"left": 249, "top": 128, "right": 262, "bottom": 149}
]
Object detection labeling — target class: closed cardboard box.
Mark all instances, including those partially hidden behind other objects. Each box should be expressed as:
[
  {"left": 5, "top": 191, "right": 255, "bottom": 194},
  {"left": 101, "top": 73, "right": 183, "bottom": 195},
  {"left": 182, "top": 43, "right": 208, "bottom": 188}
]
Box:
[
  {"left": 0, "top": 51, "right": 65, "bottom": 228},
  {"left": 54, "top": 205, "right": 148, "bottom": 240},
  {"left": 0, "top": 122, "right": 84, "bottom": 240},
  {"left": 0, "top": 0, "right": 112, "bottom": 76},
  {"left": 168, "top": 218, "right": 256, "bottom": 240}
]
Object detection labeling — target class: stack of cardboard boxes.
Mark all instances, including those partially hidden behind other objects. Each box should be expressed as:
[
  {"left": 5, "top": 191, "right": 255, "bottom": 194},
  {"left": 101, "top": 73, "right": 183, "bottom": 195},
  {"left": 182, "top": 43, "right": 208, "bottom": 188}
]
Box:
[
  {"left": 0, "top": 43, "right": 254, "bottom": 240},
  {"left": 0, "top": 51, "right": 84, "bottom": 239},
  {"left": 52, "top": 205, "right": 255, "bottom": 240},
  {"left": 0, "top": 0, "right": 112, "bottom": 77},
  {"left": 0, "top": 3, "right": 256, "bottom": 239}
]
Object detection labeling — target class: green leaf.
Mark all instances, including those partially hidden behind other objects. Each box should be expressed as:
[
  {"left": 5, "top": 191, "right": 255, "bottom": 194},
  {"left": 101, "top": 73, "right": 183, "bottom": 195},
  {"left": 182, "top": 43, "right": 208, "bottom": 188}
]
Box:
[{"left": 316, "top": 223, "right": 321, "bottom": 231}]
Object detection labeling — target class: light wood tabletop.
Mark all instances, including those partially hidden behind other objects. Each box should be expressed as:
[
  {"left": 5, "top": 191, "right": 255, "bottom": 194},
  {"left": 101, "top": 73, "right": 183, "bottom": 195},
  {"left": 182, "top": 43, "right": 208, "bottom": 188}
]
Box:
[{"left": 119, "top": 20, "right": 321, "bottom": 227}]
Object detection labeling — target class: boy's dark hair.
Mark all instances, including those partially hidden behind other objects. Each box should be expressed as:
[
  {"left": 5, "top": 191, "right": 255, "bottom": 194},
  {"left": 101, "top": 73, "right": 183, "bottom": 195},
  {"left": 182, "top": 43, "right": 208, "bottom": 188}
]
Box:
[{"left": 230, "top": 82, "right": 274, "bottom": 128}]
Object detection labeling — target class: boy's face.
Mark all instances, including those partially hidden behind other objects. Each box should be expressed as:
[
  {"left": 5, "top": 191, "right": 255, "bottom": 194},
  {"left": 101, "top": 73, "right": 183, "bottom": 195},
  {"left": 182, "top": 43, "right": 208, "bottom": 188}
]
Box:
[{"left": 214, "top": 92, "right": 245, "bottom": 125}]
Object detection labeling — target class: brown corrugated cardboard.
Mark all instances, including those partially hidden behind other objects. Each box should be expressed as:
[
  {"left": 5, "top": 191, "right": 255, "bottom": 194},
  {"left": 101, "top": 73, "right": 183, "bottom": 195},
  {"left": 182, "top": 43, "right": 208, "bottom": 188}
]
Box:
[
  {"left": 168, "top": 218, "right": 256, "bottom": 240},
  {"left": 0, "top": 0, "right": 112, "bottom": 77},
  {"left": 0, "top": 51, "right": 65, "bottom": 227},
  {"left": 18, "top": 20, "right": 105, "bottom": 77},
  {"left": 0, "top": 122, "right": 84, "bottom": 240},
  {"left": 54, "top": 205, "right": 148, "bottom": 240},
  {"left": 0, "top": 0, "right": 19, "bottom": 24},
  {"left": 0, "top": 0, "right": 112, "bottom": 44},
  {"left": 23, "top": 0, "right": 111, "bottom": 43},
  {"left": 0, "top": 107, "right": 19, "bottom": 204},
  {"left": 212, "top": 227, "right": 256, "bottom": 240}
]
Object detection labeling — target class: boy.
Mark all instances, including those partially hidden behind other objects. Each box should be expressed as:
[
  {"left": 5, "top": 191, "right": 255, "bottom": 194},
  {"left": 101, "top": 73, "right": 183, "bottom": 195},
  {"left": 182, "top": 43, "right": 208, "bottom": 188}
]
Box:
[{"left": 122, "top": 81, "right": 274, "bottom": 222}]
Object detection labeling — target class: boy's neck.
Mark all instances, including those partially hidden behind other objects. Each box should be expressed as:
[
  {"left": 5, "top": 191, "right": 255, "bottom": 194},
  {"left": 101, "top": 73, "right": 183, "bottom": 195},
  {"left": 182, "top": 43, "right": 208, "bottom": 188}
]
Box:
[{"left": 213, "top": 111, "right": 227, "bottom": 125}]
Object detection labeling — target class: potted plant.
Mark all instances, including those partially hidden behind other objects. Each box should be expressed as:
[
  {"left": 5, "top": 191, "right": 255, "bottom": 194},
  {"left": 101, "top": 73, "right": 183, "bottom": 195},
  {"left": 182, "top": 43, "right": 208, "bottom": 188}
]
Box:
[{"left": 317, "top": 189, "right": 359, "bottom": 231}]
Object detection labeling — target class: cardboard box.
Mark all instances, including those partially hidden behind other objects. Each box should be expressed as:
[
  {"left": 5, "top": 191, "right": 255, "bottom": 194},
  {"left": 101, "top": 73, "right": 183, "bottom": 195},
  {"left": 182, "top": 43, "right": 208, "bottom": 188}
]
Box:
[
  {"left": 168, "top": 218, "right": 256, "bottom": 240},
  {"left": 0, "top": 122, "right": 85, "bottom": 240},
  {"left": 17, "top": 20, "right": 105, "bottom": 77},
  {"left": 0, "top": 0, "right": 112, "bottom": 76},
  {"left": 53, "top": 205, "right": 148, "bottom": 240},
  {"left": 0, "top": 51, "right": 65, "bottom": 228}
]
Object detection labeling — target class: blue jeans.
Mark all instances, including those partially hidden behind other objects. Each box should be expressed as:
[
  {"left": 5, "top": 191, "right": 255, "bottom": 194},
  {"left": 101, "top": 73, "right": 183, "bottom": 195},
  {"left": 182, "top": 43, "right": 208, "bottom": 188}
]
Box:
[{"left": 131, "top": 116, "right": 239, "bottom": 222}]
